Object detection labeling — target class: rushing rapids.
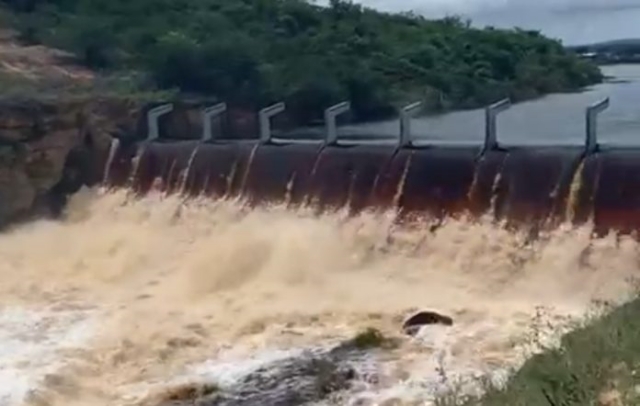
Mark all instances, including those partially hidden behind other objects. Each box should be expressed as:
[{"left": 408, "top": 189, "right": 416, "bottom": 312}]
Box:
[
  {"left": 1, "top": 188, "right": 639, "bottom": 406},
  {"left": 102, "top": 96, "right": 640, "bottom": 237},
  {"left": 4, "top": 76, "right": 640, "bottom": 405}
]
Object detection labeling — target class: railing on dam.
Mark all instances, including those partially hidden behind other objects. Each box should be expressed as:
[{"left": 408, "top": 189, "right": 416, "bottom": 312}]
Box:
[{"left": 105, "top": 95, "right": 640, "bottom": 237}]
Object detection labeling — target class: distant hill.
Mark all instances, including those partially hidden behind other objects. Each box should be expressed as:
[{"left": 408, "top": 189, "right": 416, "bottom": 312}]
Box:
[
  {"left": 569, "top": 38, "right": 640, "bottom": 48},
  {"left": 567, "top": 38, "right": 640, "bottom": 64}
]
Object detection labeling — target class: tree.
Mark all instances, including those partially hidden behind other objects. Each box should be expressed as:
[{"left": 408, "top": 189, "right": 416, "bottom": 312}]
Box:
[{"left": 3, "top": 0, "right": 604, "bottom": 125}]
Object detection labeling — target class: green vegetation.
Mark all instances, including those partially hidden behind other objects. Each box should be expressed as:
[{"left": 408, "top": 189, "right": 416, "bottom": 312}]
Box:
[
  {"left": 0, "top": 69, "right": 174, "bottom": 103},
  {"left": 437, "top": 298, "right": 640, "bottom": 406},
  {"left": 0, "top": 0, "right": 603, "bottom": 125}
]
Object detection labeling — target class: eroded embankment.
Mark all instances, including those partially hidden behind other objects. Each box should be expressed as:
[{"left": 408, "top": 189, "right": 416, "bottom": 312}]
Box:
[{"left": 0, "top": 187, "right": 638, "bottom": 405}]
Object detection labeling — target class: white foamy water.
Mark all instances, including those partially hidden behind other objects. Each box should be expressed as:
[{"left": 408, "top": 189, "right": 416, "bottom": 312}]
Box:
[
  {"left": 0, "top": 307, "right": 97, "bottom": 406},
  {"left": 0, "top": 186, "right": 638, "bottom": 405}
]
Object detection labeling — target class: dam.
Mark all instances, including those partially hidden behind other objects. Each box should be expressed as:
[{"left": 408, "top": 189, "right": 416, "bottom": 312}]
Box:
[{"left": 0, "top": 64, "right": 640, "bottom": 406}]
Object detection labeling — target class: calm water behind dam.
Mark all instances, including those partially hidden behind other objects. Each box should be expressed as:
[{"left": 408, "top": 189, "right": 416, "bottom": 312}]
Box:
[{"left": 342, "top": 64, "right": 640, "bottom": 146}]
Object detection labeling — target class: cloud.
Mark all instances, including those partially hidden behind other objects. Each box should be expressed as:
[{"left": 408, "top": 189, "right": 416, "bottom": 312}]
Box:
[{"left": 347, "top": 0, "right": 504, "bottom": 16}]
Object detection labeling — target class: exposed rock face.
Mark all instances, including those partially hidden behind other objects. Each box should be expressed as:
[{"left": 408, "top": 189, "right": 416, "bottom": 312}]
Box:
[{"left": 0, "top": 97, "right": 141, "bottom": 227}]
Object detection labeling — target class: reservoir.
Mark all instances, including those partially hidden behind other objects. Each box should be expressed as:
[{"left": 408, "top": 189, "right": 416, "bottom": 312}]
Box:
[{"left": 342, "top": 64, "right": 640, "bottom": 146}]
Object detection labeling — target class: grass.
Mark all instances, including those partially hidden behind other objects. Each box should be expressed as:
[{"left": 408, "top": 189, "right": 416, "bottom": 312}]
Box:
[{"left": 435, "top": 297, "right": 640, "bottom": 406}]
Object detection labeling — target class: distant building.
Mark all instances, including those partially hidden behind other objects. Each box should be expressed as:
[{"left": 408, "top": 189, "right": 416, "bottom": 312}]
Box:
[{"left": 578, "top": 52, "right": 597, "bottom": 60}]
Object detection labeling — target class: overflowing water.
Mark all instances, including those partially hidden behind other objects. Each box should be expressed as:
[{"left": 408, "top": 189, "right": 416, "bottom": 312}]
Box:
[
  {"left": 3, "top": 62, "right": 640, "bottom": 406},
  {"left": 1, "top": 186, "right": 639, "bottom": 405}
]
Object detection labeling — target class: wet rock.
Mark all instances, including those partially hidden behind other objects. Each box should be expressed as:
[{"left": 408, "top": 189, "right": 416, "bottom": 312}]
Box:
[
  {"left": 149, "top": 382, "right": 220, "bottom": 405},
  {"left": 150, "top": 344, "right": 371, "bottom": 406},
  {"left": 0, "top": 98, "right": 140, "bottom": 227},
  {"left": 210, "top": 358, "right": 354, "bottom": 406},
  {"left": 343, "top": 327, "right": 399, "bottom": 351},
  {"left": 402, "top": 311, "right": 453, "bottom": 336}
]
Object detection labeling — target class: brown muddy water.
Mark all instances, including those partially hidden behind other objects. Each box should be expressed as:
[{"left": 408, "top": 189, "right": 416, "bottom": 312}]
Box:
[{"left": 1, "top": 186, "right": 639, "bottom": 405}]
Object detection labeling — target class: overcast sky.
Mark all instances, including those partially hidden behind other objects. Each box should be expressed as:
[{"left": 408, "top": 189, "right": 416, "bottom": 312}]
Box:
[{"left": 347, "top": 0, "right": 640, "bottom": 45}]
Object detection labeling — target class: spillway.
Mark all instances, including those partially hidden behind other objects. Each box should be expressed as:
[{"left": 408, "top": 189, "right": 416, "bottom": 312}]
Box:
[
  {"left": 2, "top": 91, "right": 640, "bottom": 406},
  {"left": 103, "top": 97, "right": 640, "bottom": 237}
]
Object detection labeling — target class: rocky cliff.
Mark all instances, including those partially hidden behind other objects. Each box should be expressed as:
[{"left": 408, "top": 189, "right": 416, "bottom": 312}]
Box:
[
  {"left": 0, "top": 97, "right": 141, "bottom": 227},
  {"left": 0, "top": 28, "right": 146, "bottom": 227}
]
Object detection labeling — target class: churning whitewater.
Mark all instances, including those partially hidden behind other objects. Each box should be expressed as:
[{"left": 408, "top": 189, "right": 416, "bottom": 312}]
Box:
[{"left": 0, "top": 187, "right": 639, "bottom": 406}]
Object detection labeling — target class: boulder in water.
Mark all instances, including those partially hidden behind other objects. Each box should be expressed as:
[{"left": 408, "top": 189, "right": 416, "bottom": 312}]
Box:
[
  {"left": 402, "top": 311, "right": 453, "bottom": 336},
  {"left": 148, "top": 349, "right": 358, "bottom": 406}
]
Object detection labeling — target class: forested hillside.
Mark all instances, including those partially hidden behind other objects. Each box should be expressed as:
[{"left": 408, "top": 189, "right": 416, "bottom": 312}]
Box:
[{"left": 0, "top": 0, "right": 603, "bottom": 124}]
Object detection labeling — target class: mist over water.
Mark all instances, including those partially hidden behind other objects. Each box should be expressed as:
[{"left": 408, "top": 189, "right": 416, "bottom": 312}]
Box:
[{"left": 1, "top": 186, "right": 640, "bottom": 405}]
